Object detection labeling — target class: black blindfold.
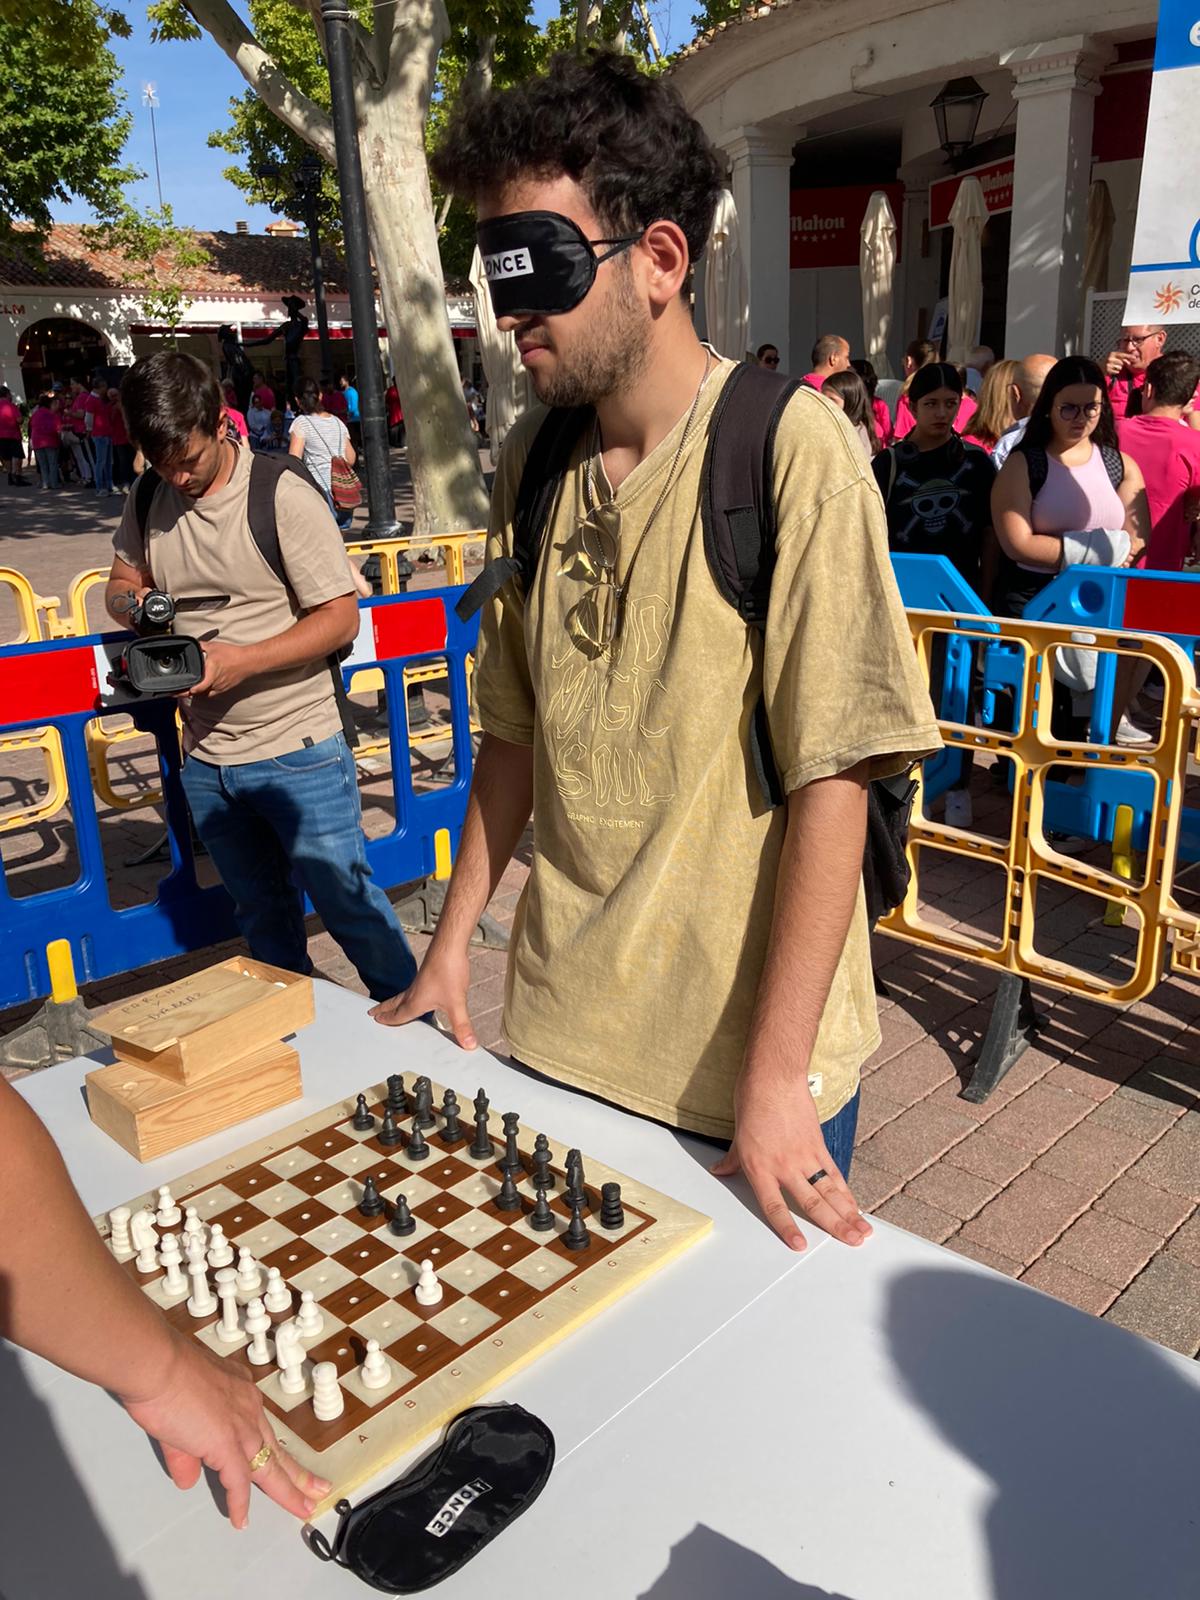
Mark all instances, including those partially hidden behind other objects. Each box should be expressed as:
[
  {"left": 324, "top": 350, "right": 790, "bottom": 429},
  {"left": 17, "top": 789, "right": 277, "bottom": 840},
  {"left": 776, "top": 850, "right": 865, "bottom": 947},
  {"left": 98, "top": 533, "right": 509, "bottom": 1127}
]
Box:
[{"left": 477, "top": 211, "right": 641, "bottom": 318}]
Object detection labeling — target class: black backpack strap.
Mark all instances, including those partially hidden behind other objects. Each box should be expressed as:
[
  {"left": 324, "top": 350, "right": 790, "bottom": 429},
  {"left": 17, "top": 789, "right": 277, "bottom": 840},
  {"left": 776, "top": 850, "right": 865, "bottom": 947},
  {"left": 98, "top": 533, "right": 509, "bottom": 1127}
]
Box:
[
  {"left": 134, "top": 468, "right": 161, "bottom": 544},
  {"left": 1100, "top": 442, "right": 1125, "bottom": 489},
  {"left": 246, "top": 452, "right": 359, "bottom": 749},
  {"left": 455, "top": 406, "right": 592, "bottom": 623},
  {"left": 1021, "top": 444, "right": 1049, "bottom": 501}
]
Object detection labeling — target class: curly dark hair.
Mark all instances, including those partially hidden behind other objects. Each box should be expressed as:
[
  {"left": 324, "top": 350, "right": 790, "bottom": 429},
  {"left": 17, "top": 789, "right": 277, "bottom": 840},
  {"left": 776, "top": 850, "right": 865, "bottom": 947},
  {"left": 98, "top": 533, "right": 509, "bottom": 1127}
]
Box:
[{"left": 431, "top": 49, "right": 725, "bottom": 275}]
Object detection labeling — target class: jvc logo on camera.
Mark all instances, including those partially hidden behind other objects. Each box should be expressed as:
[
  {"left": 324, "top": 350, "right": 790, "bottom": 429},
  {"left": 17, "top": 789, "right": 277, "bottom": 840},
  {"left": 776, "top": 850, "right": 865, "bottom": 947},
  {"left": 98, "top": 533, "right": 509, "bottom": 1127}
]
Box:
[
  {"left": 108, "top": 588, "right": 227, "bottom": 696},
  {"left": 425, "top": 1477, "right": 492, "bottom": 1538}
]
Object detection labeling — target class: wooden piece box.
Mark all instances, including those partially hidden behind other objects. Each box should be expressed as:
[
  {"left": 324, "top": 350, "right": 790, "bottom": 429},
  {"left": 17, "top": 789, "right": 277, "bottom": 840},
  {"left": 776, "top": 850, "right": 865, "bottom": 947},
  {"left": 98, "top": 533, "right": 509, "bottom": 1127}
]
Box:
[
  {"left": 92, "top": 959, "right": 313, "bottom": 1085},
  {"left": 85, "top": 1040, "right": 302, "bottom": 1161}
]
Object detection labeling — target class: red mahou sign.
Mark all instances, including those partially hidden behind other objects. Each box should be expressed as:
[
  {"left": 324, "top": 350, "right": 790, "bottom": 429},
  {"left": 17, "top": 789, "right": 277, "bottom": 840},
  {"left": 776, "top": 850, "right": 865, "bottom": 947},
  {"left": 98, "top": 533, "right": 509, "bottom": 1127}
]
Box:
[{"left": 789, "top": 183, "right": 904, "bottom": 270}]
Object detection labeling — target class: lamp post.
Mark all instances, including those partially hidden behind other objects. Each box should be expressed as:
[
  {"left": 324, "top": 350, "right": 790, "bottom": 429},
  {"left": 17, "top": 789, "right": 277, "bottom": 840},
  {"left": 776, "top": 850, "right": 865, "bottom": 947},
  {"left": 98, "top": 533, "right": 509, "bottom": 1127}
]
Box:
[
  {"left": 320, "top": 0, "right": 397, "bottom": 541},
  {"left": 930, "top": 77, "right": 987, "bottom": 166},
  {"left": 254, "top": 155, "right": 333, "bottom": 379}
]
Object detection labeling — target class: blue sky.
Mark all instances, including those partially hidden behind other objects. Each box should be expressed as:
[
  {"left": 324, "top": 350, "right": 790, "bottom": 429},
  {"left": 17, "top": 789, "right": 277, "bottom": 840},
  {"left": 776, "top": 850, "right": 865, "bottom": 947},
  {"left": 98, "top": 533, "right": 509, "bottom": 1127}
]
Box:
[{"left": 51, "top": 1, "right": 690, "bottom": 233}]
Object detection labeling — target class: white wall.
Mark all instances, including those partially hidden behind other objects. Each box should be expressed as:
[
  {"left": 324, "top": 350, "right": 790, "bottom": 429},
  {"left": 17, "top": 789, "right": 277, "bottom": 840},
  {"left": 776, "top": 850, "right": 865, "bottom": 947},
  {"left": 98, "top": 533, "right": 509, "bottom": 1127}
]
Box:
[{"left": 788, "top": 265, "right": 868, "bottom": 375}]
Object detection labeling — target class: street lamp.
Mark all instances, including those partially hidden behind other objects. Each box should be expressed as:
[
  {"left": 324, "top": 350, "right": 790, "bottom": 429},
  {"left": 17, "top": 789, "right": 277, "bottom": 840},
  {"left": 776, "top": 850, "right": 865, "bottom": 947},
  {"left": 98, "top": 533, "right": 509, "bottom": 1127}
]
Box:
[
  {"left": 254, "top": 154, "right": 333, "bottom": 377},
  {"left": 931, "top": 77, "right": 987, "bottom": 163}
]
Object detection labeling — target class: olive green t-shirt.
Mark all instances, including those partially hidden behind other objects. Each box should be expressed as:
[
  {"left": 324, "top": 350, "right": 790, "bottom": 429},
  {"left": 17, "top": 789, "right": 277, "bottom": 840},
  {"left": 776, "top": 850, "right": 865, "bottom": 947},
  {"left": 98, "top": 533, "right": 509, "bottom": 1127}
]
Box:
[
  {"left": 113, "top": 444, "right": 353, "bottom": 764},
  {"left": 477, "top": 358, "right": 941, "bottom": 1139}
]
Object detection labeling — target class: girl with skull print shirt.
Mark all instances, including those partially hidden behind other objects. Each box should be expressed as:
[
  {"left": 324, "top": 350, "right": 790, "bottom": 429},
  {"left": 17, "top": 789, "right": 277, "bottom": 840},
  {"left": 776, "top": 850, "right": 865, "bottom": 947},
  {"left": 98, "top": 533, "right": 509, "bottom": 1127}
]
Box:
[{"left": 872, "top": 362, "right": 996, "bottom": 600}]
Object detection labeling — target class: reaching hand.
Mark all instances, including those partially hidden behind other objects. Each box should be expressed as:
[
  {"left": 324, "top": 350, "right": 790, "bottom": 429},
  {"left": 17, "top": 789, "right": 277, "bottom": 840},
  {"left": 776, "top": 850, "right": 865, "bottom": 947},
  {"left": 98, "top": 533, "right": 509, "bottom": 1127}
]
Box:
[
  {"left": 120, "top": 1331, "right": 329, "bottom": 1529},
  {"left": 710, "top": 1067, "right": 872, "bottom": 1252},
  {"left": 369, "top": 947, "right": 477, "bottom": 1048},
  {"left": 1104, "top": 349, "right": 1130, "bottom": 379},
  {"left": 186, "top": 639, "right": 251, "bottom": 698}
]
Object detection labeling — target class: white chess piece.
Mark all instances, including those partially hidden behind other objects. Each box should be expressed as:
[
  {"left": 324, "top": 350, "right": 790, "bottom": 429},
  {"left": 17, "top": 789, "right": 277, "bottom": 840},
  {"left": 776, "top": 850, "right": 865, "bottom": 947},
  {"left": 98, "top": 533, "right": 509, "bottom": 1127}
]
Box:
[
  {"left": 130, "top": 1209, "right": 159, "bottom": 1273},
  {"left": 214, "top": 1267, "right": 243, "bottom": 1343},
  {"left": 181, "top": 1207, "right": 206, "bottom": 1247},
  {"left": 206, "top": 1223, "right": 234, "bottom": 1270},
  {"left": 107, "top": 1206, "right": 133, "bottom": 1258},
  {"left": 243, "top": 1298, "right": 274, "bottom": 1365},
  {"left": 415, "top": 1258, "right": 443, "bottom": 1306},
  {"left": 155, "top": 1185, "right": 181, "bottom": 1229},
  {"left": 159, "top": 1233, "right": 186, "bottom": 1296},
  {"left": 360, "top": 1339, "right": 391, "bottom": 1390},
  {"left": 295, "top": 1289, "right": 324, "bottom": 1340},
  {"left": 186, "top": 1253, "right": 216, "bottom": 1318},
  {"left": 263, "top": 1266, "right": 292, "bottom": 1315},
  {"left": 275, "top": 1320, "right": 307, "bottom": 1395},
  {"left": 235, "top": 1247, "right": 262, "bottom": 1298},
  {"left": 184, "top": 1233, "right": 207, "bottom": 1267},
  {"left": 311, "top": 1361, "right": 344, "bottom": 1422}
]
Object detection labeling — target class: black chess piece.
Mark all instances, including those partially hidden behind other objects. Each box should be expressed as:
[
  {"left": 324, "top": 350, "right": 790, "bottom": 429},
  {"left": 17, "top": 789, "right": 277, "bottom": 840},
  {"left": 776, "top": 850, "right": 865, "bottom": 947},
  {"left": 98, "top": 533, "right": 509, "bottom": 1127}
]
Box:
[
  {"left": 495, "top": 1168, "right": 521, "bottom": 1211},
  {"left": 359, "top": 1174, "right": 384, "bottom": 1218},
  {"left": 499, "top": 1112, "right": 522, "bottom": 1176},
  {"left": 599, "top": 1182, "right": 624, "bottom": 1230},
  {"left": 386, "top": 1074, "right": 406, "bottom": 1116},
  {"left": 473, "top": 1087, "right": 490, "bottom": 1120},
  {"left": 377, "top": 1108, "right": 403, "bottom": 1147},
  {"left": 528, "top": 1186, "right": 555, "bottom": 1232},
  {"left": 470, "top": 1107, "right": 494, "bottom": 1160},
  {"left": 563, "top": 1196, "right": 590, "bottom": 1251},
  {"left": 441, "top": 1090, "right": 463, "bottom": 1143},
  {"left": 531, "top": 1144, "right": 554, "bottom": 1191},
  {"left": 565, "top": 1149, "right": 585, "bottom": 1191},
  {"left": 352, "top": 1093, "right": 375, "bottom": 1132},
  {"left": 388, "top": 1194, "right": 415, "bottom": 1236},
  {"left": 406, "top": 1118, "right": 430, "bottom": 1161},
  {"left": 413, "top": 1077, "right": 436, "bottom": 1130}
]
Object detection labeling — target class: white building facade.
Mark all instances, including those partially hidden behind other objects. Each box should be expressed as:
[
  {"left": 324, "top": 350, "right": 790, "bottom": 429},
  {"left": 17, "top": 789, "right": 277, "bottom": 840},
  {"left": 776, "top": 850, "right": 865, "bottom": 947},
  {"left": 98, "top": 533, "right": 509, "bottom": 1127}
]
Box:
[{"left": 671, "top": 0, "right": 1161, "bottom": 375}]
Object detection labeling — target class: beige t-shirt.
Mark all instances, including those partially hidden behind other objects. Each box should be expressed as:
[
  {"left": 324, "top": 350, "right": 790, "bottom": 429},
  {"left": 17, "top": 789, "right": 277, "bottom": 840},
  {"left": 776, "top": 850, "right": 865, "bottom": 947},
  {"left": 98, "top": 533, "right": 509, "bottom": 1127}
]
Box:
[
  {"left": 476, "top": 358, "right": 942, "bottom": 1140},
  {"left": 113, "top": 445, "right": 353, "bottom": 764}
]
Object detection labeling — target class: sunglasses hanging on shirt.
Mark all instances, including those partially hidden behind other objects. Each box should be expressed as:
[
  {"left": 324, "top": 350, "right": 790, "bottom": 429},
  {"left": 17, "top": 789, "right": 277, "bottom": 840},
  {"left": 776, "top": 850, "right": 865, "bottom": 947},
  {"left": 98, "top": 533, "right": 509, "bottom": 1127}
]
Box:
[{"left": 476, "top": 211, "right": 643, "bottom": 319}]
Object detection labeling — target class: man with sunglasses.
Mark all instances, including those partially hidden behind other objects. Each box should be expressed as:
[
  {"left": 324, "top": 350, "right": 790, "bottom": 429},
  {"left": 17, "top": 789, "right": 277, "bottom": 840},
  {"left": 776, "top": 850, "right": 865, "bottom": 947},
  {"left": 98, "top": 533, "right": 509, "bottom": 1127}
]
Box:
[
  {"left": 373, "top": 52, "right": 939, "bottom": 1254},
  {"left": 756, "top": 344, "right": 781, "bottom": 369},
  {"left": 1104, "top": 323, "right": 1200, "bottom": 430}
]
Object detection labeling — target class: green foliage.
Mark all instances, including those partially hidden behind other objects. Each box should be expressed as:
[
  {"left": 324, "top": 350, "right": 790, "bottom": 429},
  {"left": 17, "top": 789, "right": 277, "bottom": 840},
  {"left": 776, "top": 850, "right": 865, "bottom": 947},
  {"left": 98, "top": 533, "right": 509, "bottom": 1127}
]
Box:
[
  {"left": 0, "top": 0, "right": 138, "bottom": 241},
  {"left": 83, "top": 205, "right": 212, "bottom": 338},
  {"left": 687, "top": 0, "right": 741, "bottom": 38}
]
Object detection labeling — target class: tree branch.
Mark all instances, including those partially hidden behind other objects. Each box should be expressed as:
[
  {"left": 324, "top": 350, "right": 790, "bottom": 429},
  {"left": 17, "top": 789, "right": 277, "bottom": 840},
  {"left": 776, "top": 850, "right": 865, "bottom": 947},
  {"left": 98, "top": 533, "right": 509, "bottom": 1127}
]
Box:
[
  {"left": 637, "top": 0, "right": 662, "bottom": 61},
  {"left": 182, "top": 0, "right": 336, "bottom": 163}
]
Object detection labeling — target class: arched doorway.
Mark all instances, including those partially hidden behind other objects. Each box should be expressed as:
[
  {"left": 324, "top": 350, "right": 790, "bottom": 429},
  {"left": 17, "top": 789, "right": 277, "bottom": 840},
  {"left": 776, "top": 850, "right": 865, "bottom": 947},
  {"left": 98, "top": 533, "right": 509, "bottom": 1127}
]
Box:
[{"left": 18, "top": 318, "right": 109, "bottom": 398}]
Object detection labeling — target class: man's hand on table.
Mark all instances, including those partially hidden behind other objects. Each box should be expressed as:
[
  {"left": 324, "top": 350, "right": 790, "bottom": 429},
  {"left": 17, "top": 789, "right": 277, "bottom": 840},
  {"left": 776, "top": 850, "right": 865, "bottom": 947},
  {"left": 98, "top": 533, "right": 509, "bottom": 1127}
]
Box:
[
  {"left": 369, "top": 945, "right": 477, "bottom": 1048},
  {"left": 711, "top": 1065, "right": 871, "bottom": 1252},
  {"left": 120, "top": 1330, "right": 329, "bottom": 1529}
]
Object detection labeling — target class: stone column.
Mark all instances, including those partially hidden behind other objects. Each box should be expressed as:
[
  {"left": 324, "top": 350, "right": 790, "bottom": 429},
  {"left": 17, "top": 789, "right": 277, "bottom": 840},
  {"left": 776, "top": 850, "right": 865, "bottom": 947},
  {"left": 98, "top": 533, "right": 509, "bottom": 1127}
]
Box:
[
  {"left": 1003, "top": 36, "right": 1113, "bottom": 357},
  {"left": 720, "top": 127, "right": 795, "bottom": 372}
]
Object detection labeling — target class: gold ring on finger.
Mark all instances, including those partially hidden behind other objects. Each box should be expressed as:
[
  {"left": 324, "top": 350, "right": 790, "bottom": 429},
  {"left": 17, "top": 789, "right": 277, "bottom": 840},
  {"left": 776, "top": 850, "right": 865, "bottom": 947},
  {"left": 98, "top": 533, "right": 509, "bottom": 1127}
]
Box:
[{"left": 248, "top": 1443, "right": 273, "bottom": 1472}]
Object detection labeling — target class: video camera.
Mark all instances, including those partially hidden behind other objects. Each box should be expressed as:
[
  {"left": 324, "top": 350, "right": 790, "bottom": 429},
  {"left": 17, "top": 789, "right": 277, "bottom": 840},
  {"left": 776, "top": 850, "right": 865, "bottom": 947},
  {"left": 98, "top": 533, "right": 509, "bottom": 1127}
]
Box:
[{"left": 108, "top": 589, "right": 227, "bottom": 696}]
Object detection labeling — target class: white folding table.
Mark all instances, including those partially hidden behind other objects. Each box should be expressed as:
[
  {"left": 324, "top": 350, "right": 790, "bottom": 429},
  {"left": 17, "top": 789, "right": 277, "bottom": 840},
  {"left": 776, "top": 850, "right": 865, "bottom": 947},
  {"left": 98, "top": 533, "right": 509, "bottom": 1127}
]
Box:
[{"left": 3, "top": 979, "right": 1198, "bottom": 1599}]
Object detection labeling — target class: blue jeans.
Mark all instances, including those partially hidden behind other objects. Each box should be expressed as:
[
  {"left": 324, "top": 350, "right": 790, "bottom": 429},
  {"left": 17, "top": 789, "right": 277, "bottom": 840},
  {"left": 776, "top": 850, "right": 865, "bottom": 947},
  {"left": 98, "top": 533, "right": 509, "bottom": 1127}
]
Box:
[
  {"left": 35, "top": 448, "right": 60, "bottom": 488},
  {"left": 181, "top": 733, "right": 416, "bottom": 1002},
  {"left": 820, "top": 1086, "right": 861, "bottom": 1179},
  {"left": 92, "top": 435, "right": 113, "bottom": 493}
]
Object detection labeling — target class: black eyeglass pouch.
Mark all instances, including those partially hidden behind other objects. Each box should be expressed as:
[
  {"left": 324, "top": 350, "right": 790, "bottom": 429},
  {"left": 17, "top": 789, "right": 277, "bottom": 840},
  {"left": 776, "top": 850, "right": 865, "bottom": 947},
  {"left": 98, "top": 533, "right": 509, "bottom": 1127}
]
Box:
[{"left": 308, "top": 1403, "right": 555, "bottom": 1592}]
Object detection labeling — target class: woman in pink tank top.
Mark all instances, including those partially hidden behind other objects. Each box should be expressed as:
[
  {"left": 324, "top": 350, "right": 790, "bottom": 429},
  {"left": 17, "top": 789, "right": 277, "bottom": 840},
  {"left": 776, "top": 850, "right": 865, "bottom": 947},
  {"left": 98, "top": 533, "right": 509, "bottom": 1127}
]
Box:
[{"left": 991, "top": 356, "right": 1148, "bottom": 618}]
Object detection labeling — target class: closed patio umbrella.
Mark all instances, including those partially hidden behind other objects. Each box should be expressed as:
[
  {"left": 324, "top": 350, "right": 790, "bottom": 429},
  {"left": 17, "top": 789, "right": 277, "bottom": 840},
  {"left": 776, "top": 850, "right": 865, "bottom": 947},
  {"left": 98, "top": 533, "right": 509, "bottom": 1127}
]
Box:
[
  {"left": 859, "top": 190, "right": 897, "bottom": 379},
  {"left": 702, "top": 189, "right": 749, "bottom": 361},
  {"left": 947, "top": 176, "right": 987, "bottom": 366},
  {"left": 1081, "top": 178, "right": 1116, "bottom": 300},
  {"left": 468, "top": 244, "right": 535, "bottom": 453}
]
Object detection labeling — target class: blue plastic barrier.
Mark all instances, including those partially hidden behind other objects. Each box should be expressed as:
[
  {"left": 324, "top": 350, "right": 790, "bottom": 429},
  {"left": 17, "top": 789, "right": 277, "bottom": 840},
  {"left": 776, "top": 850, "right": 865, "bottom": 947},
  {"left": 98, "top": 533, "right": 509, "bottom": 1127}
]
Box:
[{"left": 0, "top": 590, "right": 478, "bottom": 1009}]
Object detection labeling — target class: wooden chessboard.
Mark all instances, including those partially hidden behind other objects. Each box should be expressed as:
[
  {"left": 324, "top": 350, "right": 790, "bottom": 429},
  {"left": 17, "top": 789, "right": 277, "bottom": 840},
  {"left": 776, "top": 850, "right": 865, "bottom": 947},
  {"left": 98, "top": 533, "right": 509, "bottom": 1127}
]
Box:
[{"left": 94, "top": 1079, "right": 712, "bottom": 1515}]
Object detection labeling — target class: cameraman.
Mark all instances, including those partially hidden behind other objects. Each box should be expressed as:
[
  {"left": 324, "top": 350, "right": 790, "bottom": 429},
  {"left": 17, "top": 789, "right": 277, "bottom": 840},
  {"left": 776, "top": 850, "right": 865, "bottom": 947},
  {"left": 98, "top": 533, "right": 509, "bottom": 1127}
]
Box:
[{"left": 105, "top": 351, "right": 416, "bottom": 1002}]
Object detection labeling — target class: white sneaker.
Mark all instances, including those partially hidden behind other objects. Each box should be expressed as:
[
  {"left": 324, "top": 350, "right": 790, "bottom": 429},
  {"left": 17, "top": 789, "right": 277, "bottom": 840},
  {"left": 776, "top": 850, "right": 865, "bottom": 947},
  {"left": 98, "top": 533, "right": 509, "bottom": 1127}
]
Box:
[
  {"left": 944, "top": 790, "right": 973, "bottom": 828},
  {"left": 1115, "top": 714, "right": 1155, "bottom": 748}
]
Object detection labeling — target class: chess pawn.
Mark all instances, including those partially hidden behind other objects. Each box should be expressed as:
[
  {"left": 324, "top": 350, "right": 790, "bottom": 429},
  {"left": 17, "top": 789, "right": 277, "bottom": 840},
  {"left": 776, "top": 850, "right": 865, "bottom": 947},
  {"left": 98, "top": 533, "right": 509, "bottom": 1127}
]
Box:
[
  {"left": 360, "top": 1338, "right": 391, "bottom": 1390},
  {"left": 276, "top": 1320, "right": 307, "bottom": 1395},
  {"left": 159, "top": 1233, "right": 187, "bottom": 1296},
  {"left": 184, "top": 1233, "right": 207, "bottom": 1269},
  {"left": 181, "top": 1206, "right": 206, "bottom": 1248},
  {"left": 155, "top": 1185, "right": 181, "bottom": 1229},
  {"left": 107, "top": 1205, "right": 133, "bottom": 1258},
  {"left": 406, "top": 1120, "right": 430, "bottom": 1162},
  {"left": 236, "top": 1247, "right": 262, "bottom": 1298},
  {"left": 214, "top": 1267, "right": 244, "bottom": 1343},
  {"left": 130, "top": 1208, "right": 159, "bottom": 1273},
  {"left": 295, "top": 1289, "right": 324, "bottom": 1340},
  {"left": 351, "top": 1092, "right": 376, "bottom": 1131},
  {"left": 207, "top": 1223, "right": 234, "bottom": 1270},
  {"left": 186, "top": 1254, "right": 216, "bottom": 1318},
  {"left": 263, "top": 1266, "right": 292, "bottom": 1314},
  {"left": 528, "top": 1186, "right": 555, "bottom": 1232},
  {"left": 244, "top": 1298, "right": 274, "bottom": 1366},
  {"left": 415, "top": 1259, "right": 443, "bottom": 1306},
  {"left": 312, "top": 1361, "right": 345, "bottom": 1422}
]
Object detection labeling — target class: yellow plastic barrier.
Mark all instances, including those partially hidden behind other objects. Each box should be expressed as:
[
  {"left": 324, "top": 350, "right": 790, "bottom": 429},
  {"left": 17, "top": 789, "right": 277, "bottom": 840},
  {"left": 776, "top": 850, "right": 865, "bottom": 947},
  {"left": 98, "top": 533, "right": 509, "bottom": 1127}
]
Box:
[
  {"left": 879, "top": 611, "right": 1200, "bottom": 1006},
  {"left": 0, "top": 727, "right": 70, "bottom": 832},
  {"left": 1104, "top": 804, "right": 1136, "bottom": 928},
  {"left": 0, "top": 566, "right": 60, "bottom": 645},
  {"left": 344, "top": 532, "right": 483, "bottom": 592},
  {"left": 55, "top": 568, "right": 107, "bottom": 639},
  {"left": 85, "top": 715, "right": 167, "bottom": 812}
]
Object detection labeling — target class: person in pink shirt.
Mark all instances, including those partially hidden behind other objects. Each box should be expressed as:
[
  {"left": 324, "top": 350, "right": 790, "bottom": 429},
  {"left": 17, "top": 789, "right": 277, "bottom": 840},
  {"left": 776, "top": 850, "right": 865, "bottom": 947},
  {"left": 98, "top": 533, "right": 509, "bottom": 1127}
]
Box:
[
  {"left": 0, "top": 386, "right": 29, "bottom": 486},
  {"left": 1104, "top": 323, "right": 1200, "bottom": 431},
  {"left": 802, "top": 332, "right": 850, "bottom": 391},
  {"left": 221, "top": 383, "right": 249, "bottom": 442},
  {"left": 851, "top": 359, "right": 893, "bottom": 447},
  {"left": 29, "top": 394, "right": 61, "bottom": 488},
  {"left": 320, "top": 376, "right": 349, "bottom": 419},
  {"left": 84, "top": 374, "right": 114, "bottom": 494},
  {"left": 1117, "top": 352, "right": 1200, "bottom": 571},
  {"left": 251, "top": 371, "right": 276, "bottom": 411}
]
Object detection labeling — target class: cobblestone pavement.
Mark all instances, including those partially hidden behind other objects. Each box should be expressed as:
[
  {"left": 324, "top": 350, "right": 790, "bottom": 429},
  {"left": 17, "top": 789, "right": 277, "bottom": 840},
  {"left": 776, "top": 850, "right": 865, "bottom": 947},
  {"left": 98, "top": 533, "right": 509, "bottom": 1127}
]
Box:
[{"left": 2, "top": 462, "right": 1198, "bottom": 1359}]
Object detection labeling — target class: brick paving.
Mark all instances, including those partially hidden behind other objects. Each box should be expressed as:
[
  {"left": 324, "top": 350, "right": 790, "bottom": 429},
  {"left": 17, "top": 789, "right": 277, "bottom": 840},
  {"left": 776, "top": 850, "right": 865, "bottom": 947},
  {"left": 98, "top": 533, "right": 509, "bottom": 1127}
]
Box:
[{"left": 2, "top": 473, "right": 1199, "bottom": 1359}]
